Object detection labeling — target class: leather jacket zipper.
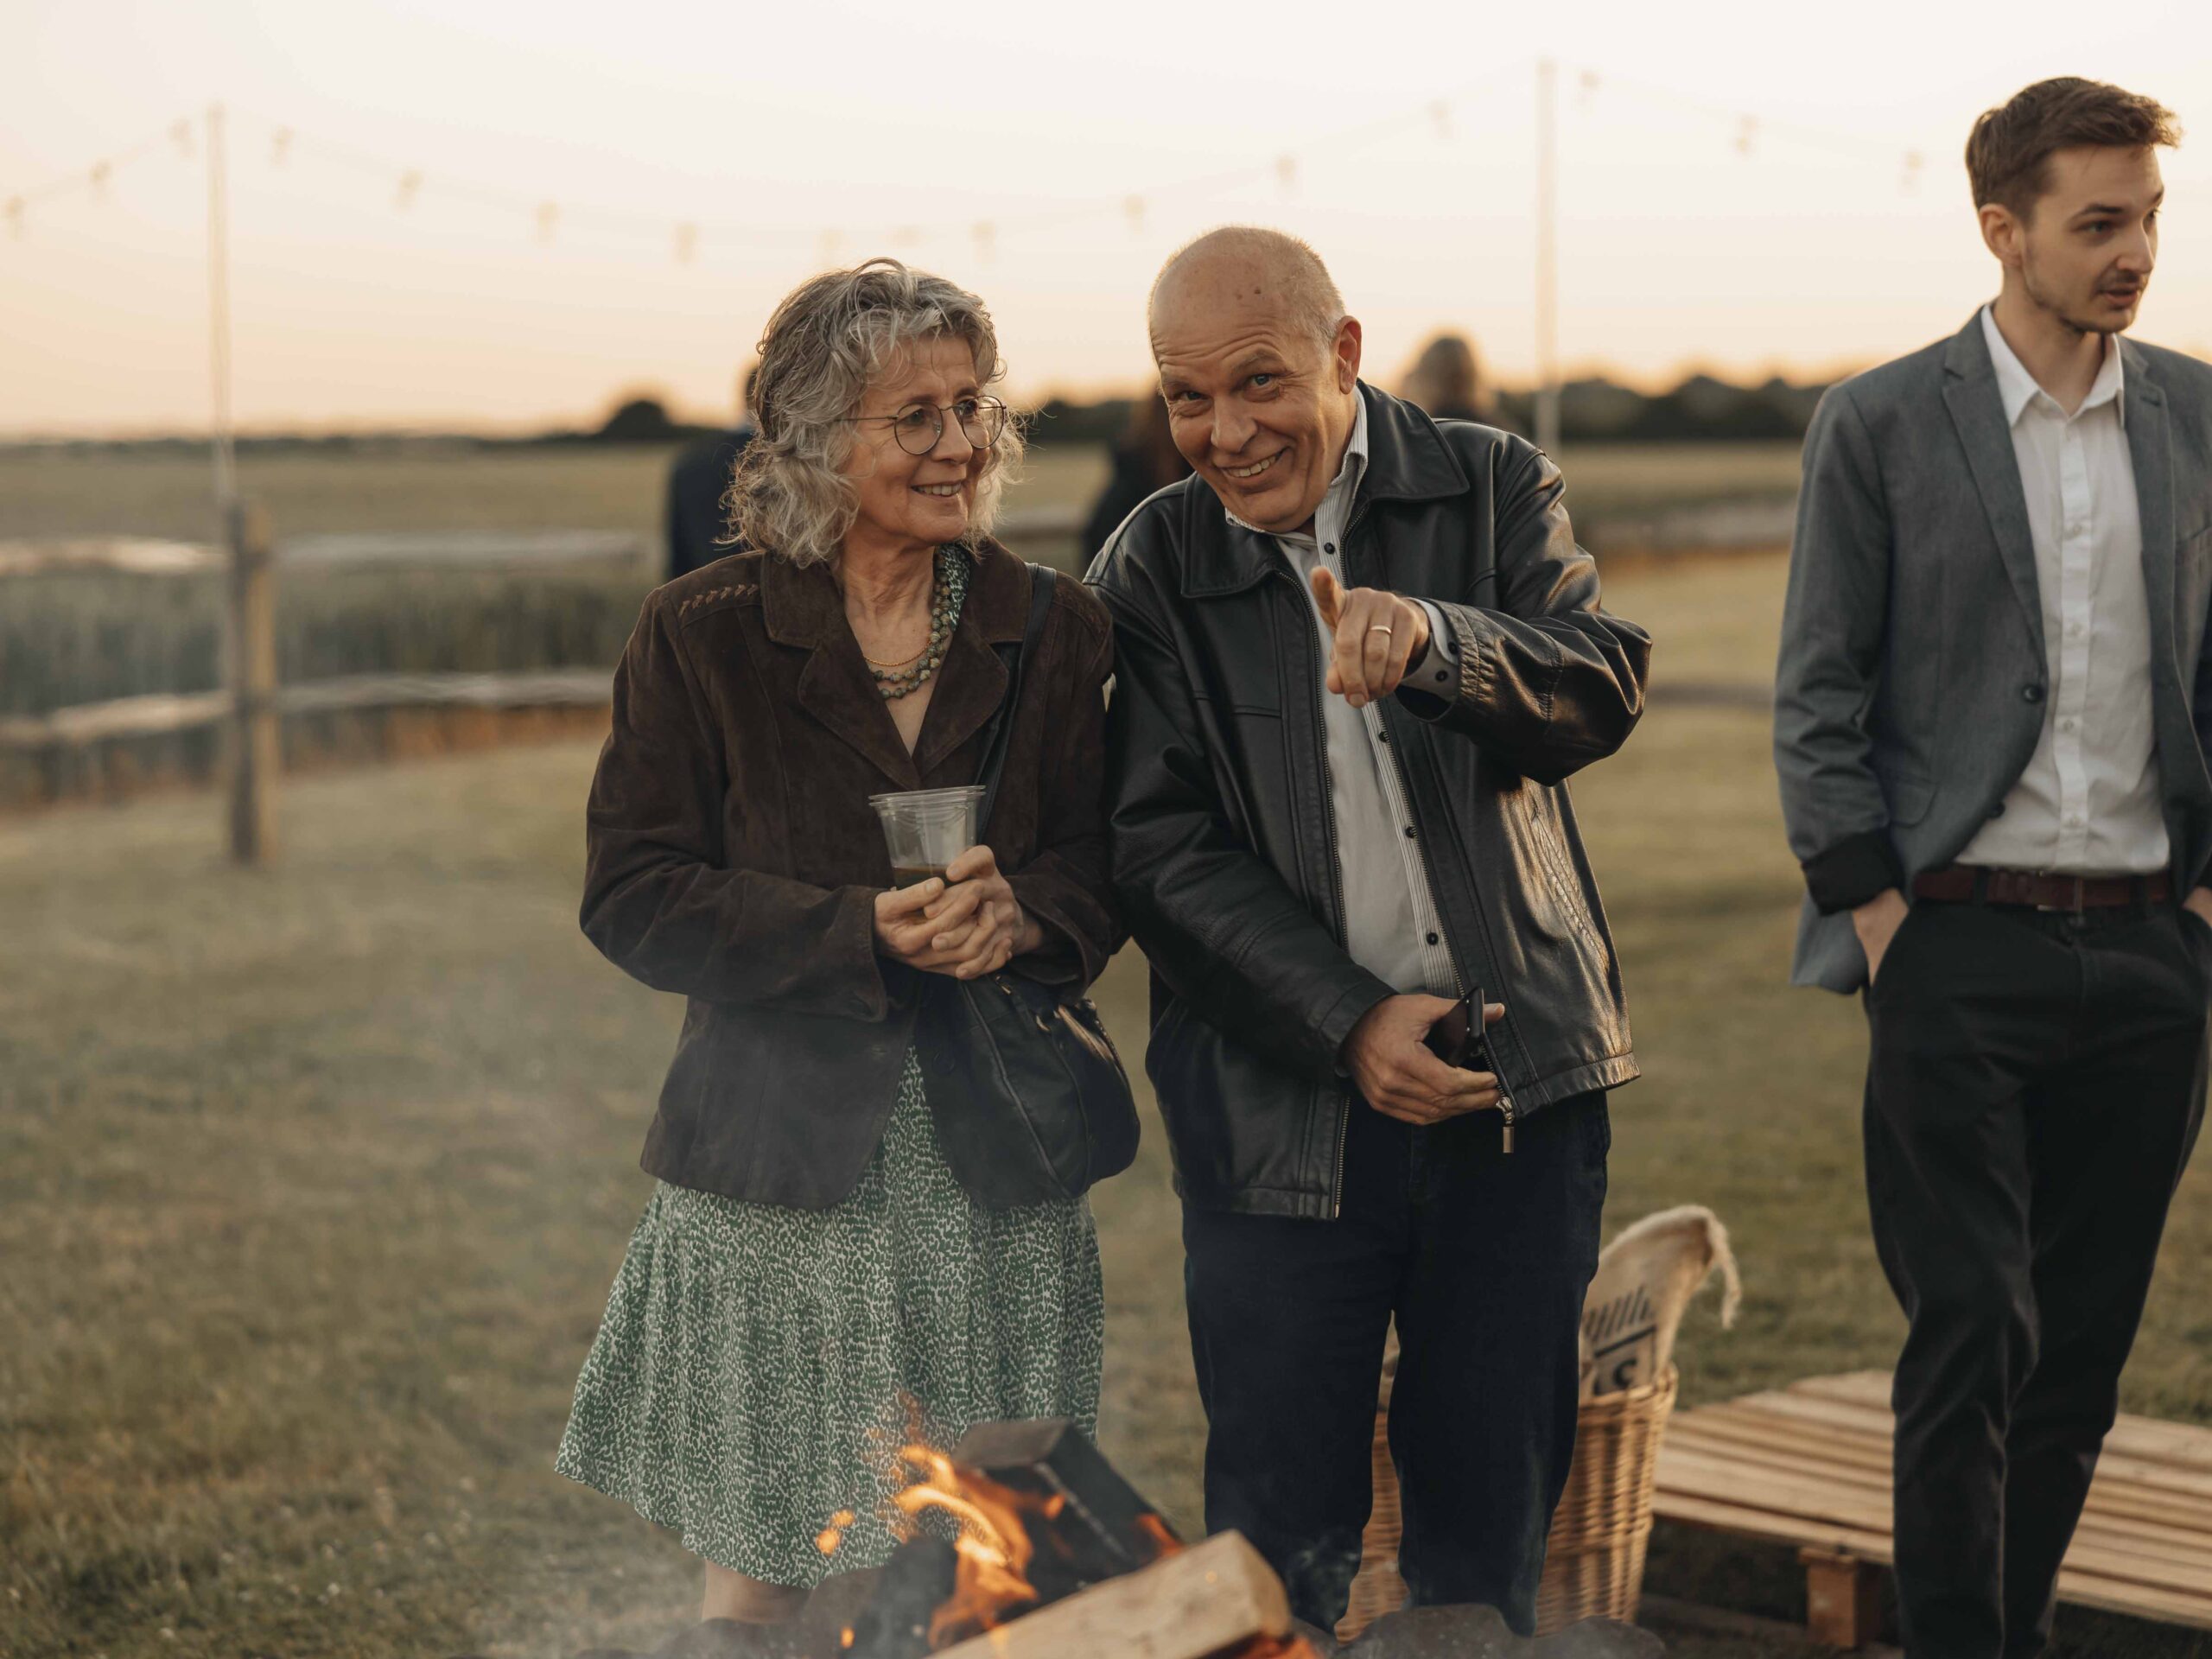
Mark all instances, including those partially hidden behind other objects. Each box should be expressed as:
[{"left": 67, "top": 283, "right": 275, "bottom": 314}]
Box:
[{"left": 1281, "top": 567, "right": 1354, "bottom": 1219}]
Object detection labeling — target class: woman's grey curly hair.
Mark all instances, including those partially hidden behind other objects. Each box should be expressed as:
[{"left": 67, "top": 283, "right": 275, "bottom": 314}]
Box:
[{"left": 729, "top": 258, "right": 1022, "bottom": 568}]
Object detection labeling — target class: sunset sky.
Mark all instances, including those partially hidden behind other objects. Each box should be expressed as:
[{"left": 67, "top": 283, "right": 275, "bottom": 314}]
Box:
[{"left": 4, "top": 0, "right": 2211, "bottom": 436}]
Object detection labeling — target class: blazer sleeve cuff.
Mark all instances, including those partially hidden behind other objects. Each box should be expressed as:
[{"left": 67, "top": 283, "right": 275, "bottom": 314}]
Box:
[{"left": 1802, "top": 830, "right": 1904, "bottom": 915}]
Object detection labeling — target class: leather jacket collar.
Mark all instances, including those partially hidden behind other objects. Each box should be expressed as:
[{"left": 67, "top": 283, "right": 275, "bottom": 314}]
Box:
[{"left": 1179, "top": 383, "right": 1472, "bottom": 599}]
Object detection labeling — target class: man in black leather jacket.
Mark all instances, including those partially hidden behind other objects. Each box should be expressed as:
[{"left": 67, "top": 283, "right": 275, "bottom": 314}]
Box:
[{"left": 1087, "top": 227, "right": 1649, "bottom": 1634}]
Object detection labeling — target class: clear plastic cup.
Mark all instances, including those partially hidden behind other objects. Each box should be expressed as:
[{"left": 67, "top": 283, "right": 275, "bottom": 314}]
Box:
[{"left": 869, "top": 785, "right": 985, "bottom": 887}]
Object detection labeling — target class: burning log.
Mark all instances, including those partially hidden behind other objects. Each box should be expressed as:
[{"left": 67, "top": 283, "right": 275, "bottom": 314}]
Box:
[
  {"left": 944, "top": 1419, "right": 1182, "bottom": 1598},
  {"left": 930, "top": 1530, "right": 1300, "bottom": 1659}
]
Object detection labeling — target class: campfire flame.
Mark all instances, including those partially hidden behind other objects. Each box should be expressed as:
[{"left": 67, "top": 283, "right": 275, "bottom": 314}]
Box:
[{"left": 888, "top": 1443, "right": 1054, "bottom": 1645}]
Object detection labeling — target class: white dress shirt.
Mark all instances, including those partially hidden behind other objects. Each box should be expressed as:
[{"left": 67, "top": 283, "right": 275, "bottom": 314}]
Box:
[
  {"left": 1954, "top": 306, "right": 2167, "bottom": 876},
  {"left": 1229, "top": 393, "right": 1461, "bottom": 996}
]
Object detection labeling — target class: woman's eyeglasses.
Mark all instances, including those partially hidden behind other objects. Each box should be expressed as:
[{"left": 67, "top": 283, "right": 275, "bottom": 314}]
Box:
[{"left": 842, "top": 397, "right": 1009, "bottom": 457}]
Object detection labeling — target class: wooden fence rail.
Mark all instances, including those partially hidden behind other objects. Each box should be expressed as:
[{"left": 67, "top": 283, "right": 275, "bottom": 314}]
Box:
[{"left": 0, "top": 504, "right": 1094, "bottom": 853}]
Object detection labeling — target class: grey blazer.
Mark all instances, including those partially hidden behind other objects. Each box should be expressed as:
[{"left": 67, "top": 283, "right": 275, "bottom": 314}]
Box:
[{"left": 1774, "top": 313, "right": 2212, "bottom": 992}]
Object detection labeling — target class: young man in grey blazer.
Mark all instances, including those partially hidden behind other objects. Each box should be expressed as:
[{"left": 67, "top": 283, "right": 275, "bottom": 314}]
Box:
[{"left": 1775, "top": 79, "right": 2209, "bottom": 1657}]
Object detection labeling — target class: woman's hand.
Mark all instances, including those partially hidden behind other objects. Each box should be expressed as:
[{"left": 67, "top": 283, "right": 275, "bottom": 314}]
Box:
[{"left": 874, "top": 845, "right": 1046, "bottom": 980}]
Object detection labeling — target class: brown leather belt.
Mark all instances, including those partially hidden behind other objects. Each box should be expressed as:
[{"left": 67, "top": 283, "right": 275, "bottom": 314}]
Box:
[{"left": 1912, "top": 865, "right": 2171, "bottom": 910}]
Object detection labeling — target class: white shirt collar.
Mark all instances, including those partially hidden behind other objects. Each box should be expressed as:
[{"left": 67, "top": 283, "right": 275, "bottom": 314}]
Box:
[
  {"left": 1980, "top": 303, "right": 2126, "bottom": 428},
  {"left": 1224, "top": 388, "right": 1369, "bottom": 543}
]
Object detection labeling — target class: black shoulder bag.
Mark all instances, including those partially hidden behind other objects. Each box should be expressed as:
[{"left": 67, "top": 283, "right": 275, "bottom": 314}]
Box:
[{"left": 913, "top": 564, "right": 1141, "bottom": 1208}]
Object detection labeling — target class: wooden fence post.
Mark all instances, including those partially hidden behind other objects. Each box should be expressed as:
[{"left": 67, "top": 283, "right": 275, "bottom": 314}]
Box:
[{"left": 226, "top": 499, "right": 278, "bottom": 864}]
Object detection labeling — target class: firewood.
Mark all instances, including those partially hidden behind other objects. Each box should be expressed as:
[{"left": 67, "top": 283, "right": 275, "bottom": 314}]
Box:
[
  {"left": 931, "top": 1530, "right": 1289, "bottom": 1659},
  {"left": 946, "top": 1418, "right": 1179, "bottom": 1600}
]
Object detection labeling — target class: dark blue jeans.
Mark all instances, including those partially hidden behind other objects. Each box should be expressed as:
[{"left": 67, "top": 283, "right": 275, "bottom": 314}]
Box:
[{"left": 1180, "top": 1090, "right": 1609, "bottom": 1634}]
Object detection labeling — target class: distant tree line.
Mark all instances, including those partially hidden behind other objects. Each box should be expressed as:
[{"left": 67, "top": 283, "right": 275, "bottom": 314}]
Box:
[{"left": 2, "top": 373, "right": 1838, "bottom": 460}]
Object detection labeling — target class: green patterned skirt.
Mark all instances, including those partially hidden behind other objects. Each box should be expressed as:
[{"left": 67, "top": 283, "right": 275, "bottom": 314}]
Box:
[{"left": 556, "top": 1049, "right": 1103, "bottom": 1587}]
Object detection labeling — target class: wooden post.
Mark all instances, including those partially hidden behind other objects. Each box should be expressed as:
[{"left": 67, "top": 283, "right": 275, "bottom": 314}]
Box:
[
  {"left": 226, "top": 499, "right": 278, "bottom": 864},
  {"left": 1801, "top": 1546, "right": 1882, "bottom": 1649}
]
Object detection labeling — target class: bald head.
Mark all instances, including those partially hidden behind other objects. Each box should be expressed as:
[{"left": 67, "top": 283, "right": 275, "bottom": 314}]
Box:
[
  {"left": 1146, "top": 226, "right": 1362, "bottom": 536},
  {"left": 1148, "top": 226, "right": 1345, "bottom": 351}
]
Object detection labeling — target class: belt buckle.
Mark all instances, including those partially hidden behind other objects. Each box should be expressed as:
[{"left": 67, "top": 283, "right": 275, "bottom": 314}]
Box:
[{"left": 2036, "top": 874, "right": 2087, "bottom": 913}]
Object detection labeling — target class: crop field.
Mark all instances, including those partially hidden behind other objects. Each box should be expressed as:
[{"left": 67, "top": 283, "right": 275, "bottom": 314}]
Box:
[{"left": 3, "top": 550, "right": 2206, "bottom": 1659}]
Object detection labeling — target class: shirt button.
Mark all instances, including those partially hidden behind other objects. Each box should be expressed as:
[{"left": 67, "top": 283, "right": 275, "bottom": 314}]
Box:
[
  {"left": 2023, "top": 684, "right": 2045, "bottom": 703},
  {"left": 1324, "top": 543, "right": 1336, "bottom": 555},
  {"left": 2060, "top": 717, "right": 2078, "bottom": 734},
  {"left": 1403, "top": 825, "right": 1417, "bottom": 839},
  {"left": 1426, "top": 932, "right": 1440, "bottom": 945},
  {"left": 2068, "top": 622, "right": 2085, "bottom": 639},
  {"left": 1988, "top": 803, "right": 2006, "bottom": 820}
]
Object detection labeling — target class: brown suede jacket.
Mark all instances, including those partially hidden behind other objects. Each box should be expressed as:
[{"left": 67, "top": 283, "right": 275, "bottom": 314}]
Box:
[{"left": 581, "top": 538, "right": 1119, "bottom": 1209}]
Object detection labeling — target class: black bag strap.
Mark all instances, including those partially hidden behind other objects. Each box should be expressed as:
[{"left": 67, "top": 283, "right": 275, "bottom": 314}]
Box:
[{"left": 975, "top": 563, "right": 1057, "bottom": 836}]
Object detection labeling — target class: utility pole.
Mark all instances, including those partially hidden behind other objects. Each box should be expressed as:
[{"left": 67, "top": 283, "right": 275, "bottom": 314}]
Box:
[
  {"left": 207, "top": 102, "right": 235, "bottom": 516},
  {"left": 206, "top": 103, "right": 275, "bottom": 863},
  {"left": 1534, "top": 58, "right": 1561, "bottom": 456}
]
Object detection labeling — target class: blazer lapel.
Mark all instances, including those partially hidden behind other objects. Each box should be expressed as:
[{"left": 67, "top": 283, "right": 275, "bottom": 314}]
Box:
[
  {"left": 762, "top": 552, "right": 922, "bottom": 790},
  {"left": 911, "top": 546, "right": 1024, "bottom": 779},
  {"left": 2123, "top": 341, "right": 2179, "bottom": 684},
  {"left": 1942, "top": 317, "right": 2045, "bottom": 662}
]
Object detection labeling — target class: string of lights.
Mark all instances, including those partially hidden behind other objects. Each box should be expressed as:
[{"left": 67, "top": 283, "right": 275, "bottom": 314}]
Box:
[{"left": 2, "top": 60, "right": 1938, "bottom": 262}]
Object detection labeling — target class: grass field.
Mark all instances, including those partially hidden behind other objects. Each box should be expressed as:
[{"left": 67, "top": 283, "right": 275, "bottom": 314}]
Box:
[
  {"left": 0, "top": 438, "right": 1799, "bottom": 547},
  {"left": 7, "top": 552, "right": 2203, "bottom": 1659}
]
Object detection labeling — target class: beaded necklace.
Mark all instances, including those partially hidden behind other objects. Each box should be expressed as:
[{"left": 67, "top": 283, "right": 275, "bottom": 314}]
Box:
[{"left": 868, "top": 545, "right": 969, "bottom": 701}]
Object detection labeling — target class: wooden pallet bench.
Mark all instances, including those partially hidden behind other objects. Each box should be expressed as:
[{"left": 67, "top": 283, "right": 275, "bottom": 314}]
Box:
[{"left": 1651, "top": 1370, "right": 2212, "bottom": 1649}]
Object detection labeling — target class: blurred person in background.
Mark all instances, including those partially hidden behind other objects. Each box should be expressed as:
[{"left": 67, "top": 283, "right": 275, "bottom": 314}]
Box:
[
  {"left": 664, "top": 363, "right": 760, "bottom": 580},
  {"left": 1089, "top": 226, "right": 1648, "bottom": 1636},
  {"left": 1775, "top": 78, "right": 2208, "bottom": 1659},
  {"left": 1396, "top": 332, "right": 1486, "bottom": 424},
  {"left": 562, "top": 260, "right": 1121, "bottom": 1630},
  {"left": 1080, "top": 391, "right": 1190, "bottom": 554}
]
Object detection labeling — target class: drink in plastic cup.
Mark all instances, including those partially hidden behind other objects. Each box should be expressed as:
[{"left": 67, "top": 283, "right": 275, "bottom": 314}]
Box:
[{"left": 869, "top": 785, "right": 985, "bottom": 887}]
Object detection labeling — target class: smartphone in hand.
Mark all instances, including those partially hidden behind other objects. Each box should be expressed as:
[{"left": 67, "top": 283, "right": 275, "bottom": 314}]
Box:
[{"left": 1421, "top": 984, "right": 1492, "bottom": 1072}]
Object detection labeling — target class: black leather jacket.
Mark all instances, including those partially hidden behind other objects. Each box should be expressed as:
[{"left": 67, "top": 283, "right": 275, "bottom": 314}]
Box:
[{"left": 1086, "top": 385, "right": 1650, "bottom": 1218}]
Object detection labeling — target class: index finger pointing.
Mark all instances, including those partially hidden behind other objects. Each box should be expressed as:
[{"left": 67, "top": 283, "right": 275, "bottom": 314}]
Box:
[{"left": 1310, "top": 564, "right": 1342, "bottom": 629}]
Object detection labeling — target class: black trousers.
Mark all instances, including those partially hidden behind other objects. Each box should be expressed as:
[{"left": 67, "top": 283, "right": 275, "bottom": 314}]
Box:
[
  {"left": 1864, "top": 900, "right": 2207, "bottom": 1658},
  {"left": 1179, "top": 1090, "right": 1609, "bottom": 1635}
]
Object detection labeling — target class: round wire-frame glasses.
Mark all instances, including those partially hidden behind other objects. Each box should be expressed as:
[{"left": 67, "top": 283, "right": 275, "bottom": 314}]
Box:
[{"left": 844, "top": 396, "right": 1009, "bottom": 457}]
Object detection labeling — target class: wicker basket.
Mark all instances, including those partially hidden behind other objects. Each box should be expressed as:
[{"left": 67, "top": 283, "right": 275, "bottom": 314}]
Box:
[{"left": 1338, "top": 1360, "right": 1681, "bottom": 1641}]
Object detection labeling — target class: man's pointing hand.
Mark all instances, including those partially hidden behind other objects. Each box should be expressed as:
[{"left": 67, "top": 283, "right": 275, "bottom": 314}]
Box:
[{"left": 1311, "top": 565, "right": 1431, "bottom": 709}]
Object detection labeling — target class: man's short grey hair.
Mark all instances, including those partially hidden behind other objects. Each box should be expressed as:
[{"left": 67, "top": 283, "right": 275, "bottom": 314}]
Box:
[
  {"left": 729, "top": 258, "right": 1022, "bottom": 569},
  {"left": 1147, "top": 226, "right": 1346, "bottom": 350}
]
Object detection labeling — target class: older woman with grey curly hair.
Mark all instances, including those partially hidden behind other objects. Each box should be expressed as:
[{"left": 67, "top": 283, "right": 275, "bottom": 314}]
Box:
[{"left": 555, "top": 260, "right": 1122, "bottom": 1628}]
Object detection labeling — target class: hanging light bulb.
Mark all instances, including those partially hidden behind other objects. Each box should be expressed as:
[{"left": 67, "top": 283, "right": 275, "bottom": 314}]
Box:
[
  {"left": 169, "top": 118, "right": 194, "bottom": 159},
  {"left": 89, "top": 160, "right": 111, "bottom": 200},
  {"left": 674, "top": 222, "right": 698, "bottom": 264},
  {"left": 1274, "top": 154, "right": 1297, "bottom": 193},
  {"left": 1123, "top": 195, "right": 1145, "bottom": 235},
  {"left": 1900, "top": 149, "right": 1923, "bottom": 194},
  {"left": 1578, "top": 69, "right": 1600, "bottom": 105},
  {"left": 535, "top": 201, "right": 559, "bottom": 244},
  {"left": 4, "top": 197, "right": 23, "bottom": 238},
  {"left": 971, "top": 220, "right": 995, "bottom": 264},
  {"left": 394, "top": 169, "right": 423, "bottom": 210},
  {"left": 1733, "top": 114, "right": 1758, "bottom": 157},
  {"left": 270, "top": 128, "right": 294, "bottom": 168}
]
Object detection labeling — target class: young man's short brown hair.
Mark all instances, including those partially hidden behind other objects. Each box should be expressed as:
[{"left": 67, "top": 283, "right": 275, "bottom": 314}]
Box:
[{"left": 1966, "top": 77, "right": 2181, "bottom": 218}]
